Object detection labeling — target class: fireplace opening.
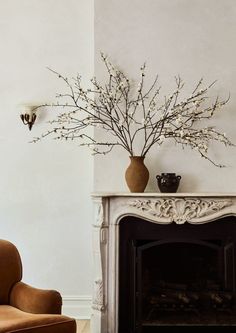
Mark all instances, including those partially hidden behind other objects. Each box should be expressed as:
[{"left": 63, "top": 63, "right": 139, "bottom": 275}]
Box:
[
  {"left": 139, "top": 240, "right": 234, "bottom": 327},
  {"left": 119, "top": 216, "right": 236, "bottom": 332}
]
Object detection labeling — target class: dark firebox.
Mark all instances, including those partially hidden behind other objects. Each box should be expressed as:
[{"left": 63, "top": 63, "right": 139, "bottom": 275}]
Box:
[{"left": 119, "top": 216, "right": 236, "bottom": 332}]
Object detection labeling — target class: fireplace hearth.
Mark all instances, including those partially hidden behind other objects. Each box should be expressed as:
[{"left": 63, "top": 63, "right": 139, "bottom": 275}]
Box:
[{"left": 91, "top": 193, "right": 236, "bottom": 333}]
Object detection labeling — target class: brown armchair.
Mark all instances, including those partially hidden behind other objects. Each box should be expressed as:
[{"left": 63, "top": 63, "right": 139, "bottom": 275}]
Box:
[{"left": 0, "top": 239, "right": 77, "bottom": 333}]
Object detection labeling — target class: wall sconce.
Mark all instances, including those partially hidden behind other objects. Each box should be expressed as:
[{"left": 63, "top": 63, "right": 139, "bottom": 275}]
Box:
[{"left": 20, "top": 104, "right": 37, "bottom": 131}]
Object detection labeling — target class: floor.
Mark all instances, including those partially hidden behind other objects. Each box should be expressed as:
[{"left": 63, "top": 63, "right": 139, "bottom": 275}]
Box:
[{"left": 76, "top": 320, "right": 90, "bottom": 333}]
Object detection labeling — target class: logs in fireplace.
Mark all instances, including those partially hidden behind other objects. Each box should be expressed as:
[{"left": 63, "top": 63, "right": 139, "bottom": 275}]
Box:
[
  {"left": 144, "top": 282, "right": 234, "bottom": 324},
  {"left": 146, "top": 281, "right": 233, "bottom": 313},
  {"left": 119, "top": 216, "right": 236, "bottom": 332}
]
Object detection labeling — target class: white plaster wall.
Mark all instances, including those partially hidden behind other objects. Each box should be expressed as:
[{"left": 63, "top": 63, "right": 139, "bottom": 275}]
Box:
[
  {"left": 94, "top": 0, "right": 236, "bottom": 193},
  {"left": 0, "top": 0, "right": 93, "bottom": 316}
]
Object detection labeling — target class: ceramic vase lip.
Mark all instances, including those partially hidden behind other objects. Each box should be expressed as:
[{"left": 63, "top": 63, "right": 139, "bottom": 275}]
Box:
[
  {"left": 129, "top": 155, "right": 145, "bottom": 160},
  {"left": 161, "top": 172, "right": 176, "bottom": 176},
  {"left": 156, "top": 173, "right": 181, "bottom": 179}
]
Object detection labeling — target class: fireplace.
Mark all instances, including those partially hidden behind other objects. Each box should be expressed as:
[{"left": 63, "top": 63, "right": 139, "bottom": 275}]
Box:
[
  {"left": 91, "top": 194, "right": 236, "bottom": 333},
  {"left": 119, "top": 216, "right": 236, "bottom": 331}
]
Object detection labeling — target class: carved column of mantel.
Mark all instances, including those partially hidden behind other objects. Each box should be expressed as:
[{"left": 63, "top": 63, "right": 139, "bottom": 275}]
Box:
[
  {"left": 91, "top": 197, "right": 108, "bottom": 333},
  {"left": 91, "top": 193, "right": 236, "bottom": 333}
]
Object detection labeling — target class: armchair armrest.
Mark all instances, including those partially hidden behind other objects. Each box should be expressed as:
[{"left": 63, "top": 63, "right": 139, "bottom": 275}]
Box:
[{"left": 9, "top": 281, "right": 62, "bottom": 314}]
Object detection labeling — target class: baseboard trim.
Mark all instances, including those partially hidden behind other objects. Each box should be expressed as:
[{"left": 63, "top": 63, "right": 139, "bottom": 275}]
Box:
[{"left": 62, "top": 295, "right": 92, "bottom": 319}]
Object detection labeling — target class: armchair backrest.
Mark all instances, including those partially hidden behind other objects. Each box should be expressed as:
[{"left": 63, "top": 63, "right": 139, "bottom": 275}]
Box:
[{"left": 0, "top": 239, "right": 22, "bottom": 304}]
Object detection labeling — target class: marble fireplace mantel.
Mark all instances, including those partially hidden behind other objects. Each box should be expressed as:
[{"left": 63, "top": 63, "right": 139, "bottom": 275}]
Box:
[{"left": 90, "top": 193, "right": 236, "bottom": 333}]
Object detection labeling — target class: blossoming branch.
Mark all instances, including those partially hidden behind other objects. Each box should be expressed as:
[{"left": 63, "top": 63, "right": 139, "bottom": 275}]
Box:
[{"left": 32, "top": 53, "right": 234, "bottom": 167}]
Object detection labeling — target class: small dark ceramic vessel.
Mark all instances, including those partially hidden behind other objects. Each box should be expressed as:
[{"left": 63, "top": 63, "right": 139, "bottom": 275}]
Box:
[{"left": 156, "top": 173, "right": 181, "bottom": 193}]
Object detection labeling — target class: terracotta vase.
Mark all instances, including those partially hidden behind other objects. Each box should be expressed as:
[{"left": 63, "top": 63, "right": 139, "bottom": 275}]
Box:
[{"left": 125, "top": 156, "right": 149, "bottom": 193}]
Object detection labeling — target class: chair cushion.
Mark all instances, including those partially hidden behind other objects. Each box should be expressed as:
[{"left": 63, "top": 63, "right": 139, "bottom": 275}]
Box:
[{"left": 0, "top": 305, "right": 76, "bottom": 333}]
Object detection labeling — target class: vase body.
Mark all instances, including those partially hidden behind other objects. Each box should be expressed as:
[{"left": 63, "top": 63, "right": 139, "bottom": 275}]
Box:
[
  {"left": 125, "top": 156, "right": 149, "bottom": 193},
  {"left": 156, "top": 173, "right": 181, "bottom": 193}
]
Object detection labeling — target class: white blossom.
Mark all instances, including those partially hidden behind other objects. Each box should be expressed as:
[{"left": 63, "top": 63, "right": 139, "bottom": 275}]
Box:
[
  {"left": 141, "top": 118, "right": 146, "bottom": 126},
  {"left": 176, "top": 115, "right": 183, "bottom": 124}
]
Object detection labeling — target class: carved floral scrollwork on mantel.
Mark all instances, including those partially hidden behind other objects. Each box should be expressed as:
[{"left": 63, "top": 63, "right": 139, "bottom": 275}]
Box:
[
  {"left": 129, "top": 198, "right": 233, "bottom": 224},
  {"left": 92, "top": 279, "right": 105, "bottom": 311},
  {"left": 93, "top": 198, "right": 106, "bottom": 227}
]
